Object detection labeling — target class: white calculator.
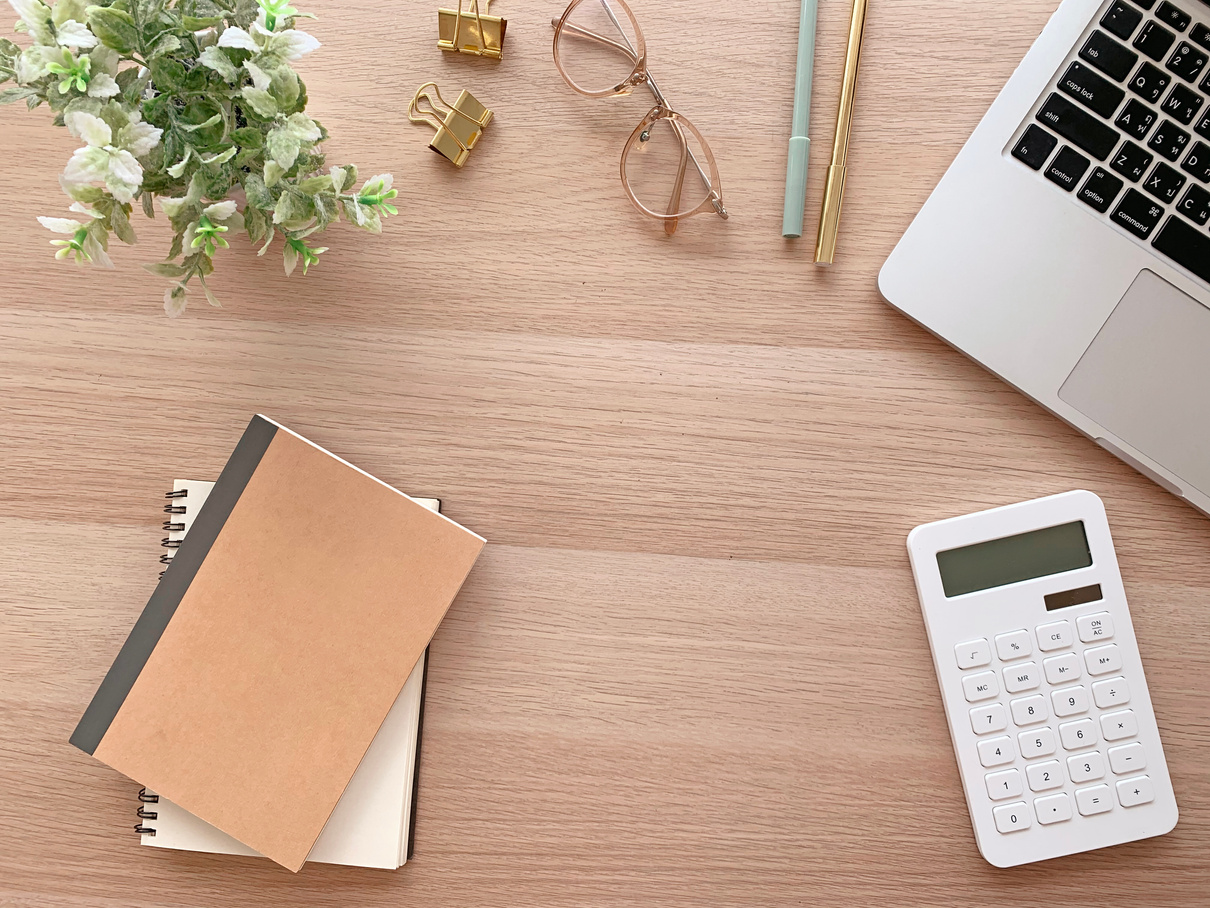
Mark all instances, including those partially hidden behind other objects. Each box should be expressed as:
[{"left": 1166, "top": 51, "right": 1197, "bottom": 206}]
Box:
[{"left": 907, "top": 491, "right": 1177, "bottom": 867}]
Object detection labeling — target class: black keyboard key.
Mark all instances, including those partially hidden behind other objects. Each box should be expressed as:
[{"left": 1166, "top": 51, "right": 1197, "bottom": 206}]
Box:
[
  {"left": 1197, "top": 110, "right": 1210, "bottom": 139},
  {"left": 1012, "top": 124, "right": 1059, "bottom": 170},
  {"left": 1079, "top": 167, "right": 1126, "bottom": 212},
  {"left": 1117, "top": 97, "right": 1160, "bottom": 137},
  {"left": 1102, "top": 1, "right": 1144, "bottom": 39},
  {"left": 1144, "top": 160, "right": 1188, "bottom": 201},
  {"left": 1192, "top": 23, "right": 1210, "bottom": 52},
  {"left": 1134, "top": 21, "right": 1177, "bottom": 60},
  {"left": 1036, "top": 93, "right": 1121, "bottom": 160},
  {"left": 1153, "top": 215, "right": 1210, "bottom": 282},
  {"left": 1113, "top": 188, "right": 1166, "bottom": 236},
  {"left": 1177, "top": 183, "right": 1210, "bottom": 223},
  {"left": 1148, "top": 118, "right": 1192, "bottom": 159},
  {"left": 1112, "top": 139, "right": 1155, "bottom": 180},
  {"left": 1058, "top": 61, "right": 1127, "bottom": 117},
  {"left": 1129, "top": 61, "right": 1172, "bottom": 101},
  {"left": 1126, "top": 0, "right": 1157, "bottom": 10},
  {"left": 1156, "top": 1, "right": 1191, "bottom": 32},
  {"left": 1182, "top": 140, "right": 1210, "bottom": 180},
  {"left": 1162, "top": 82, "right": 1205, "bottom": 123},
  {"left": 1081, "top": 30, "right": 1141, "bottom": 81},
  {"left": 1166, "top": 40, "right": 1209, "bottom": 80},
  {"left": 1046, "top": 145, "right": 1092, "bottom": 190}
]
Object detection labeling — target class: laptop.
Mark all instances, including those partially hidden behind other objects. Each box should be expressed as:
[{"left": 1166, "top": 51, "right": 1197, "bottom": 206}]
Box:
[{"left": 880, "top": 0, "right": 1210, "bottom": 518}]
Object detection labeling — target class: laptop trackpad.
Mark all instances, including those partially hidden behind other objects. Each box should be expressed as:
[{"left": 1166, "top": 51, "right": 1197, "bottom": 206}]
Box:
[{"left": 1059, "top": 270, "right": 1210, "bottom": 495}]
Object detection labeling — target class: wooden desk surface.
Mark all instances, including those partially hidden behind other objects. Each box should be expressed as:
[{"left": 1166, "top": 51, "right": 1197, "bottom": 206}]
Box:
[{"left": 2, "top": 0, "right": 1208, "bottom": 904}]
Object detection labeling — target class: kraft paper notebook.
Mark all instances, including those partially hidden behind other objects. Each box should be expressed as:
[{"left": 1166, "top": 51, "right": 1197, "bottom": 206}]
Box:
[
  {"left": 70, "top": 415, "right": 485, "bottom": 872},
  {"left": 135, "top": 480, "right": 433, "bottom": 870}
]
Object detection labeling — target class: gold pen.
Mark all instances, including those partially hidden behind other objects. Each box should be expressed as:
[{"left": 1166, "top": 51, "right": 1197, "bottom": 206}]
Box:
[{"left": 815, "top": 0, "right": 869, "bottom": 265}]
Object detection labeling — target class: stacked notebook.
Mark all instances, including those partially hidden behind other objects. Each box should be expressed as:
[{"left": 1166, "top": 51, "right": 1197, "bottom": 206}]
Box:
[{"left": 71, "top": 416, "right": 485, "bottom": 872}]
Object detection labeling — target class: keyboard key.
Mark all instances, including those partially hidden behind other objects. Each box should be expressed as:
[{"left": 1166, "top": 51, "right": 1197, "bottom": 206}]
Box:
[
  {"left": 1003, "top": 661, "right": 1041, "bottom": 693},
  {"left": 993, "top": 801, "right": 1032, "bottom": 833},
  {"left": 1068, "top": 750, "right": 1106, "bottom": 782},
  {"left": 1153, "top": 214, "right": 1210, "bottom": 280},
  {"left": 1011, "top": 694, "right": 1050, "bottom": 726},
  {"left": 1082, "top": 29, "right": 1142, "bottom": 80},
  {"left": 956, "top": 638, "right": 992, "bottom": 669},
  {"left": 1085, "top": 643, "right": 1125, "bottom": 675},
  {"left": 1109, "top": 741, "right": 1147, "bottom": 773},
  {"left": 1036, "top": 620, "right": 1073, "bottom": 651},
  {"left": 986, "top": 768, "right": 1024, "bottom": 800},
  {"left": 1177, "top": 183, "right": 1210, "bottom": 224},
  {"left": 1034, "top": 792, "right": 1073, "bottom": 825},
  {"left": 1162, "top": 83, "right": 1205, "bottom": 123},
  {"left": 971, "top": 703, "right": 1009, "bottom": 735},
  {"left": 1156, "top": 1, "right": 1191, "bottom": 32},
  {"left": 1198, "top": 111, "right": 1210, "bottom": 140},
  {"left": 1053, "top": 684, "right": 1091, "bottom": 717},
  {"left": 1144, "top": 161, "right": 1188, "bottom": 201},
  {"left": 995, "top": 629, "right": 1033, "bottom": 661},
  {"left": 1076, "top": 783, "right": 1114, "bottom": 815},
  {"left": 1027, "top": 760, "right": 1064, "bottom": 791},
  {"left": 1036, "top": 93, "right": 1121, "bottom": 160},
  {"left": 1102, "top": 2, "right": 1144, "bottom": 39},
  {"left": 1167, "top": 41, "right": 1208, "bottom": 80},
  {"left": 1059, "top": 717, "right": 1097, "bottom": 750},
  {"left": 1113, "top": 187, "right": 1166, "bottom": 237},
  {"left": 1093, "top": 676, "right": 1132, "bottom": 708},
  {"left": 1043, "top": 651, "right": 1083, "bottom": 684},
  {"left": 1135, "top": 20, "right": 1177, "bottom": 60},
  {"left": 1125, "top": 0, "right": 1157, "bottom": 9},
  {"left": 978, "top": 735, "right": 1016, "bottom": 768},
  {"left": 1101, "top": 708, "right": 1139, "bottom": 741},
  {"left": 1117, "top": 98, "right": 1159, "bottom": 138},
  {"left": 963, "top": 669, "right": 1000, "bottom": 702},
  {"left": 1117, "top": 774, "right": 1155, "bottom": 806},
  {"left": 1129, "top": 61, "right": 1172, "bottom": 101},
  {"left": 1077, "top": 611, "right": 1115, "bottom": 643},
  {"left": 1079, "top": 167, "right": 1125, "bottom": 212},
  {"left": 1193, "top": 22, "right": 1210, "bottom": 52},
  {"left": 1012, "top": 124, "right": 1059, "bottom": 170},
  {"left": 1018, "top": 725, "right": 1057, "bottom": 757},
  {"left": 1059, "top": 61, "right": 1127, "bottom": 117},
  {"left": 1182, "top": 140, "right": 1210, "bottom": 180},
  {"left": 1149, "top": 119, "right": 1192, "bottom": 159}
]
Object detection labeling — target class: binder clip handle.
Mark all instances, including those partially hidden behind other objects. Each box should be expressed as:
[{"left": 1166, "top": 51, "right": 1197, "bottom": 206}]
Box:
[{"left": 408, "top": 82, "right": 493, "bottom": 168}]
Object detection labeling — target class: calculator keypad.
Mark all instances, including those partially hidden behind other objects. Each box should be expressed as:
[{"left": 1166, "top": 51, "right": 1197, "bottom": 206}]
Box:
[{"left": 959, "top": 611, "right": 1153, "bottom": 834}]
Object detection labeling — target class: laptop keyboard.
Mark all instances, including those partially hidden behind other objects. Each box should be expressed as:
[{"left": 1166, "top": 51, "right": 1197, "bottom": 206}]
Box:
[{"left": 1010, "top": 0, "right": 1210, "bottom": 285}]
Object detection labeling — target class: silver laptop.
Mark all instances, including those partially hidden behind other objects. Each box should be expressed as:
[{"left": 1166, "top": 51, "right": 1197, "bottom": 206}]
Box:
[{"left": 880, "top": 0, "right": 1210, "bottom": 517}]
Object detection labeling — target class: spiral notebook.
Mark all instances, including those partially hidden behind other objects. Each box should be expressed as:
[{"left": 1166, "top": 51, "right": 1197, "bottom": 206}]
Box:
[{"left": 134, "top": 480, "right": 432, "bottom": 870}]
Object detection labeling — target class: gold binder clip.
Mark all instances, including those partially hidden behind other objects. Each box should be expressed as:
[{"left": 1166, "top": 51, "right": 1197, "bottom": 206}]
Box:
[
  {"left": 438, "top": 0, "right": 507, "bottom": 59},
  {"left": 408, "top": 82, "right": 493, "bottom": 168}
]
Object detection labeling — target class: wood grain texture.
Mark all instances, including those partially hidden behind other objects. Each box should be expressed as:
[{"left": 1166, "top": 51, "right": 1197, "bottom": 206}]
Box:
[{"left": 1, "top": 0, "right": 1207, "bottom": 904}]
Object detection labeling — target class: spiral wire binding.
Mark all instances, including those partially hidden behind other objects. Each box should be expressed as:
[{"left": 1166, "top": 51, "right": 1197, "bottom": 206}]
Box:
[
  {"left": 135, "top": 788, "right": 159, "bottom": 836},
  {"left": 158, "top": 487, "right": 188, "bottom": 578}
]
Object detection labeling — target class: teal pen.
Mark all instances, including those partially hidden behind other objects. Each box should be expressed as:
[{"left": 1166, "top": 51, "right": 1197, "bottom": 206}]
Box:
[{"left": 781, "top": 0, "right": 820, "bottom": 239}]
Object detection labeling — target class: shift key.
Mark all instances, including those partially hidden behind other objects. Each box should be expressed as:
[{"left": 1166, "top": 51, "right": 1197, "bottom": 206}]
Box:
[{"left": 1037, "top": 93, "right": 1121, "bottom": 160}]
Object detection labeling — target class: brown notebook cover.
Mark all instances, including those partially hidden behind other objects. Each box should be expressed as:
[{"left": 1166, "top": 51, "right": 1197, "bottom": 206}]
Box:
[{"left": 70, "top": 415, "right": 485, "bottom": 871}]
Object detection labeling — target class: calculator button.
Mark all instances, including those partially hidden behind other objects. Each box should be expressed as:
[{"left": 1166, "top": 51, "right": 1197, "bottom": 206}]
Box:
[
  {"left": 1003, "top": 661, "right": 1041, "bottom": 693},
  {"left": 1067, "top": 750, "right": 1107, "bottom": 782},
  {"left": 1077, "top": 611, "right": 1115, "bottom": 642},
  {"left": 1101, "top": 708, "right": 1139, "bottom": 741},
  {"left": 963, "top": 670, "right": 1000, "bottom": 702},
  {"left": 993, "top": 801, "right": 1032, "bottom": 833},
  {"left": 1059, "top": 717, "right": 1098, "bottom": 750},
  {"left": 978, "top": 735, "right": 1016, "bottom": 767},
  {"left": 1011, "top": 695, "right": 1050, "bottom": 726},
  {"left": 955, "top": 638, "right": 992, "bottom": 669},
  {"left": 1109, "top": 742, "right": 1147, "bottom": 774},
  {"left": 1037, "top": 620, "right": 1074, "bottom": 651},
  {"left": 1076, "top": 783, "right": 1114, "bottom": 815},
  {"left": 1117, "top": 774, "right": 1155, "bottom": 807},
  {"left": 995, "top": 629, "right": 1033, "bottom": 661},
  {"left": 970, "top": 703, "right": 1008, "bottom": 735},
  {"left": 1043, "top": 652, "right": 1082, "bottom": 684},
  {"left": 1084, "top": 643, "right": 1123, "bottom": 675},
  {"left": 1018, "top": 726, "right": 1057, "bottom": 758},
  {"left": 1052, "top": 684, "right": 1091, "bottom": 717},
  {"left": 1034, "top": 792, "right": 1074, "bottom": 825},
  {"left": 1027, "top": 760, "right": 1064, "bottom": 791},
  {"left": 985, "top": 768, "right": 1024, "bottom": 800},
  {"left": 1093, "top": 676, "right": 1131, "bottom": 708}
]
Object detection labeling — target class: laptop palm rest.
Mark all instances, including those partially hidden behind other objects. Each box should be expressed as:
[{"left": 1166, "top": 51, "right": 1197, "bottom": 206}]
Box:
[{"left": 1059, "top": 269, "right": 1210, "bottom": 498}]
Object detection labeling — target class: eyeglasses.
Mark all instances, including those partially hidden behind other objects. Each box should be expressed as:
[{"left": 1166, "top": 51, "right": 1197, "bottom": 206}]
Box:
[{"left": 550, "top": 0, "right": 728, "bottom": 235}]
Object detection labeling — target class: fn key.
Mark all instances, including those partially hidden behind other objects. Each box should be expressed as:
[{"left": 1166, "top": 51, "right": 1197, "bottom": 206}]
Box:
[{"left": 1013, "top": 124, "right": 1059, "bottom": 170}]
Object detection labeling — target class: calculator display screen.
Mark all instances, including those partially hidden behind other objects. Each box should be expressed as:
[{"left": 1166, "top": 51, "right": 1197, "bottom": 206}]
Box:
[{"left": 936, "top": 521, "right": 1092, "bottom": 598}]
